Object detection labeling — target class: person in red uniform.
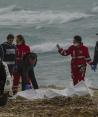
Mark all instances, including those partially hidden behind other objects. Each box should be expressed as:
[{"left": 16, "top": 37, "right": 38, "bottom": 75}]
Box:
[
  {"left": 57, "top": 35, "right": 92, "bottom": 86},
  {"left": 12, "top": 35, "right": 30, "bottom": 94}
]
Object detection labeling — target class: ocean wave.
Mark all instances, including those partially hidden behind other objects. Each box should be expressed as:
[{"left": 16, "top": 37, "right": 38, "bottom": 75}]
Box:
[
  {"left": 0, "top": 5, "right": 18, "bottom": 13},
  {"left": 0, "top": 5, "right": 93, "bottom": 26},
  {"left": 92, "top": 6, "right": 98, "bottom": 13},
  {"left": 30, "top": 42, "right": 70, "bottom": 53},
  {"left": 30, "top": 42, "right": 94, "bottom": 54}
]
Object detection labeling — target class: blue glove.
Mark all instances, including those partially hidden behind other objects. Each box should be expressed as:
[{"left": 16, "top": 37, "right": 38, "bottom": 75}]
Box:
[
  {"left": 91, "top": 64, "right": 97, "bottom": 72},
  {"left": 25, "top": 84, "right": 32, "bottom": 90}
]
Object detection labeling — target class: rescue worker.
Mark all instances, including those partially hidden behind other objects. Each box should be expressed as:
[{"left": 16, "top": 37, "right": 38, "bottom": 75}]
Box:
[
  {"left": 0, "top": 34, "right": 16, "bottom": 76},
  {"left": 21, "top": 52, "right": 39, "bottom": 91},
  {"left": 12, "top": 34, "right": 30, "bottom": 94},
  {"left": 57, "top": 35, "right": 92, "bottom": 86}
]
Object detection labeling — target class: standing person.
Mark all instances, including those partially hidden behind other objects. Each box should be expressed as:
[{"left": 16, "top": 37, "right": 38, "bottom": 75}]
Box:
[
  {"left": 12, "top": 34, "right": 30, "bottom": 94},
  {"left": 91, "top": 33, "right": 98, "bottom": 71},
  {"left": 0, "top": 34, "right": 16, "bottom": 76},
  {"left": 57, "top": 35, "right": 92, "bottom": 86}
]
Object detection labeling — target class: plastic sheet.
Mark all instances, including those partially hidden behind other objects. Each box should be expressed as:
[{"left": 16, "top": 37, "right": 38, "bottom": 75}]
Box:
[{"left": 15, "top": 81, "right": 94, "bottom": 100}]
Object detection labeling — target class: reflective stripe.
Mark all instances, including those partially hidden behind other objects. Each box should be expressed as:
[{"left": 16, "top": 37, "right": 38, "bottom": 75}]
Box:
[
  {"left": 88, "top": 61, "right": 92, "bottom": 64},
  {"left": 16, "top": 57, "right": 21, "bottom": 60},
  {"left": 85, "top": 58, "right": 91, "bottom": 61},
  {"left": 5, "top": 61, "right": 15, "bottom": 65},
  {"left": 72, "top": 56, "right": 85, "bottom": 59}
]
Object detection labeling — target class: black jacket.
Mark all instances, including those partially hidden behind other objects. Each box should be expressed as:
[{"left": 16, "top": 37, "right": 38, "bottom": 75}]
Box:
[
  {"left": 93, "top": 41, "right": 98, "bottom": 65},
  {"left": 0, "top": 42, "right": 16, "bottom": 65}
]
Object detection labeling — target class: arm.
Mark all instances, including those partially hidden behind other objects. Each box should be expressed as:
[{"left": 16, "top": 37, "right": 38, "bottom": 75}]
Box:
[
  {"left": 57, "top": 44, "right": 71, "bottom": 56},
  {"left": 0, "top": 45, "right": 4, "bottom": 60},
  {"left": 85, "top": 48, "right": 92, "bottom": 65}
]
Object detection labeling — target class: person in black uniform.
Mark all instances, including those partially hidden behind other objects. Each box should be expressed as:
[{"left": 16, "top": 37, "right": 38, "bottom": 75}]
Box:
[
  {"left": 0, "top": 58, "right": 9, "bottom": 106},
  {"left": 0, "top": 34, "right": 16, "bottom": 76},
  {"left": 21, "top": 52, "right": 39, "bottom": 90},
  {"left": 92, "top": 33, "right": 98, "bottom": 71}
]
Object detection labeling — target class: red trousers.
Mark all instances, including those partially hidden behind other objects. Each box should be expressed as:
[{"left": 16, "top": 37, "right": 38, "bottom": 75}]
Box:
[
  {"left": 12, "top": 72, "right": 21, "bottom": 93},
  {"left": 71, "top": 64, "right": 86, "bottom": 86}
]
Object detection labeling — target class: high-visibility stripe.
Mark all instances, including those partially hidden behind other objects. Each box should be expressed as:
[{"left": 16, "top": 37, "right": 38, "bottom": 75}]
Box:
[
  {"left": 88, "top": 61, "right": 92, "bottom": 64},
  {"left": 5, "top": 61, "right": 15, "bottom": 65},
  {"left": 72, "top": 56, "right": 85, "bottom": 59},
  {"left": 85, "top": 58, "right": 91, "bottom": 61}
]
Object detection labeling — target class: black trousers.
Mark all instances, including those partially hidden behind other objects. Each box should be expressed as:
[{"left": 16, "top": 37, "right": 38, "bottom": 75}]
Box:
[{"left": 21, "top": 67, "right": 39, "bottom": 91}]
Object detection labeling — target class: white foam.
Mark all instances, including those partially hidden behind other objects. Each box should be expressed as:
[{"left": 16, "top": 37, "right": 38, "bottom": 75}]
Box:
[
  {"left": 0, "top": 6, "right": 93, "bottom": 26},
  {"left": 0, "top": 5, "right": 16, "bottom": 13},
  {"left": 92, "top": 6, "right": 98, "bottom": 13},
  {"left": 30, "top": 41, "right": 94, "bottom": 53},
  {"left": 31, "top": 42, "right": 70, "bottom": 53}
]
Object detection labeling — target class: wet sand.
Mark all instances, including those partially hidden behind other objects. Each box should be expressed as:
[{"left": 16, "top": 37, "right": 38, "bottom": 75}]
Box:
[{"left": 0, "top": 91, "right": 98, "bottom": 117}]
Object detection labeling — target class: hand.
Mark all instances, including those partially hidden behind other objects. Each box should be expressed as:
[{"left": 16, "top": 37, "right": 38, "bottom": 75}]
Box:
[
  {"left": 56, "top": 44, "right": 61, "bottom": 50},
  {"left": 91, "top": 64, "right": 97, "bottom": 72},
  {"left": 25, "top": 84, "right": 32, "bottom": 90}
]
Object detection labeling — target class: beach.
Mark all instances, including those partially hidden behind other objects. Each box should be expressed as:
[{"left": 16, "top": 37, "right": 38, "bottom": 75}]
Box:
[
  {"left": 0, "top": 0, "right": 98, "bottom": 87},
  {"left": 0, "top": 91, "right": 98, "bottom": 117},
  {"left": 0, "top": 0, "right": 98, "bottom": 116}
]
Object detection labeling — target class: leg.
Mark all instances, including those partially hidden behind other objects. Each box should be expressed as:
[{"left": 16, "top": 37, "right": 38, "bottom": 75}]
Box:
[
  {"left": 71, "top": 65, "right": 80, "bottom": 86},
  {"left": 8, "top": 65, "right": 14, "bottom": 76},
  {"left": 28, "top": 68, "right": 39, "bottom": 89},
  {"left": 13, "top": 73, "right": 20, "bottom": 94},
  {"left": 78, "top": 65, "right": 86, "bottom": 82},
  {"left": 12, "top": 65, "right": 21, "bottom": 94}
]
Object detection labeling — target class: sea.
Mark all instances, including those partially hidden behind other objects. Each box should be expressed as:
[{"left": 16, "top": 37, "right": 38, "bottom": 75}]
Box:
[{"left": 0, "top": 0, "right": 98, "bottom": 88}]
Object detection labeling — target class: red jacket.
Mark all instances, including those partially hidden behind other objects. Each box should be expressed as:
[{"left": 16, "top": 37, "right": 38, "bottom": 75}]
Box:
[
  {"left": 16, "top": 44, "right": 30, "bottom": 64},
  {"left": 59, "top": 43, "right": 92, "bottom": 66}
]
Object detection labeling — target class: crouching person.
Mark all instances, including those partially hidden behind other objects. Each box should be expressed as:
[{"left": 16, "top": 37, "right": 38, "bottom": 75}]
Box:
[
  {"left": 21, "top": 52, "right": 39, "bottom": 91},
  {"left": 0, "top": 59, "right": 12, "bottom": 106}
]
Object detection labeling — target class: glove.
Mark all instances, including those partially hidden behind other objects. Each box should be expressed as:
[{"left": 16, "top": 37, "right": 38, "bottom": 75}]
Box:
[
  {"left": 25, "top": 84, "right": 32, "bottom": 90},
  {"left": 91, "top": 64, "right": 97, "bottom": 72}
]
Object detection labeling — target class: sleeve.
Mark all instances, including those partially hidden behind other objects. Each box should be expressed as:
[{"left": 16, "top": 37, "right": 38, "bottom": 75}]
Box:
[
  {"left": 0, "top": 45, "right": 4, "bottom": 60},
  {"left": 15, "top": 46, "right": 17, "bottom": 64},
  {"left": 85, "top": 47, "right": 92, "bottom": 65},
  {"left": 58, "top": 46, "right": 72, "bottom": 56},
  {"left": 93, "top": 41, "right": 98, "bottom": 65},
  {"left": 29, "top": 46, "right": 31, "bottom": 52}
]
